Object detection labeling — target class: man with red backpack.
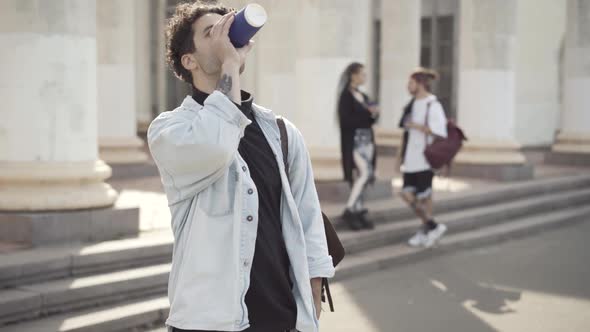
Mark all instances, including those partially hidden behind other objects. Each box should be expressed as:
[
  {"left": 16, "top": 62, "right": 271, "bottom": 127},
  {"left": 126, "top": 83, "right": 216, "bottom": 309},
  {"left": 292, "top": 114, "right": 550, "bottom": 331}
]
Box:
[{"left": 397, "top": 68, "right": 450, "bottom": 248}]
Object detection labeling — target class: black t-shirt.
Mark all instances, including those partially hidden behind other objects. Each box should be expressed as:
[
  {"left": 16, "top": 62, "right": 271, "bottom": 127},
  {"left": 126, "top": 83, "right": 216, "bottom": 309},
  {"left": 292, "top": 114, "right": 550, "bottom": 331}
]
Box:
[{"left": 180, "top": 89, "right": 297, "bottom": 332}]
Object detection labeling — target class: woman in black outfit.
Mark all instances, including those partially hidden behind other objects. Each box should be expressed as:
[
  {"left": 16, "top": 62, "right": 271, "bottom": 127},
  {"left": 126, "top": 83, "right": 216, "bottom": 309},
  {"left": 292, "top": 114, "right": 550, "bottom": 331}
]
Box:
[{"left": 337, "top": 62, "right": 380, "bottom": 231}]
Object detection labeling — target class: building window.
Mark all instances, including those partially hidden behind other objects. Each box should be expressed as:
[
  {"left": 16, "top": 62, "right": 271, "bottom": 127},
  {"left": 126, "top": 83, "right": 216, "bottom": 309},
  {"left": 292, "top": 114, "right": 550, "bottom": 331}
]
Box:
[{"left": 420, "top": 13, "right": 456, "bottom": 118}]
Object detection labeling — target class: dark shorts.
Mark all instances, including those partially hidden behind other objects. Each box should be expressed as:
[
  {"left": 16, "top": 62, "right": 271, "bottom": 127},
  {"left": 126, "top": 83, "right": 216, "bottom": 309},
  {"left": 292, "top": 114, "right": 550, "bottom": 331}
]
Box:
[
  {"left": 171, "top": 328, "right": 297, "bottom": 332},
  {"left": 402, "top": 170, "right": 434, "bottom": 199}
]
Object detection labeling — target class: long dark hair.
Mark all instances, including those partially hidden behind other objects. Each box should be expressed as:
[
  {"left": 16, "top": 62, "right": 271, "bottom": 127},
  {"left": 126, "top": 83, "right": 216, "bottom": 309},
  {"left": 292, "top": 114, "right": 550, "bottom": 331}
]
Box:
[
  {"left": 336, "top": 62, "right": 364, "bottom": 122},
  {"left": 337, "top": 62, "right": 364, "bottom": 99}
]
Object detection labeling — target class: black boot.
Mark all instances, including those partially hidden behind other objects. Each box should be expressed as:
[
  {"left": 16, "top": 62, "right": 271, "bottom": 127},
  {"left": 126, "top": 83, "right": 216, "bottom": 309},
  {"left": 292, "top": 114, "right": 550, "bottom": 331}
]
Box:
[
  {"left": 342, "top": 209, "right": 363, "bottom": 231},
  {"left": 356, "top": 210, "right": 374, "bottom": 230}
]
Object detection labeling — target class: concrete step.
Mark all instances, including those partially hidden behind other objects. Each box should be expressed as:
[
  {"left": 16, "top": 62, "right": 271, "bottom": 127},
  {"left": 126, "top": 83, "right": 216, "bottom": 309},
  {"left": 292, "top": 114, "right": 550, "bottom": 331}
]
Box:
[
  {"left": 0, "top": 206, "right": 140, "bottom": 247},
  {"left": 546, "top": 150, "right": 590, "bottom": 167},
  {"left": 339, "top": 187, "right": 590, "bottom": 254},
  {"left": 0, "top": 264, "right": 170, "bottom": 325},
  {"left": 0, "top": 242, "right": 28, "bottom": 254},
  {"left": 328, "top": 173, "right": 590, "bottom": 229},
  {"left": 334, "top": 205, "right": 590, "bottom": 282},
  {"left": 4, "top": 204, "right": 588, "bottom": 332},
  {"left": 0, "top": 230, "right": 173, "bottom": 289},
  {"left": 2, "top": 174, "right": 589, "bottom": 290},
  {"left": 316, "top": 179, "right": 393, "bottom": 203},
  {"left": 5, "top": 187, "right": 588, "bottom": 325},
  {"left": 0, "top": 296, "right": 168, "bottom": 332}
]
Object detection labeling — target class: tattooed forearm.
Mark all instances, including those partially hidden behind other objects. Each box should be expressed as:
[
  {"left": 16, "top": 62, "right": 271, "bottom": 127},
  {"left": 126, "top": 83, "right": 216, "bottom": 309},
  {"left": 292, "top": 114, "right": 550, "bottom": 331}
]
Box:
[{"left": 216, "top": 74, "right": 232, "bottom": 96}]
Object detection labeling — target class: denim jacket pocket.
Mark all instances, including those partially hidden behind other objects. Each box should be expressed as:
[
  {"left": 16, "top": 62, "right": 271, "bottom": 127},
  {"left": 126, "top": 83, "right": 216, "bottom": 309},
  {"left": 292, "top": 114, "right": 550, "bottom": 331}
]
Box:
[{"left": 197, "top": 164, "right": 238, "bottom": 216}]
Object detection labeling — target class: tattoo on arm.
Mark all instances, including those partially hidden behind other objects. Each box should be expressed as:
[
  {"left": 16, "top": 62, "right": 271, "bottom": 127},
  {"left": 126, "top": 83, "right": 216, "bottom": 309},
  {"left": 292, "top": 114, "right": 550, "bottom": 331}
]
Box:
[{"left": 216, "top": 74, "right": 232, "bottom": 96}]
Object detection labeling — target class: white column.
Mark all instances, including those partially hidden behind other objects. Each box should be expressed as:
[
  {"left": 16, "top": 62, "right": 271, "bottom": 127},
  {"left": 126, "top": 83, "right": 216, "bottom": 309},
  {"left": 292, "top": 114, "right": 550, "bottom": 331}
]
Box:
[
  {"left": 296, "top": 0, "right": 372, "bottom": 180},
  {"left": 455, "top": 0, "right": 531, "bottom": 178},
  {"left": 97, "top": 0, "right": 148, "bottom": 164},
  {"left": 135, "top": 0, "right": 154, "bottom": 134},
  {"left": 377, "top": 0, "right": 421, "bottom": 147},
  {"left": 513, "top": 0, "right": 565, "bottom": 146},
  {"left": 553, "top": 0, "right": 590, "bottom": 154},
  {"left": 155, "top": 0, "right": 168, "bottom": 117},
  {"left": 0, "top": 0, "right": 117, "bottom": 211}
]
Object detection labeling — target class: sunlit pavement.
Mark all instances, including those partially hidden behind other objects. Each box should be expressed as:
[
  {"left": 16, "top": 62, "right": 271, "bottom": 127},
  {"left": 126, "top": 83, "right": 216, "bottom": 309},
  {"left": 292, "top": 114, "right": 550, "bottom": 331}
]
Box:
[{"left": 319, "top": 221, "right": 590, "bottom": 332}]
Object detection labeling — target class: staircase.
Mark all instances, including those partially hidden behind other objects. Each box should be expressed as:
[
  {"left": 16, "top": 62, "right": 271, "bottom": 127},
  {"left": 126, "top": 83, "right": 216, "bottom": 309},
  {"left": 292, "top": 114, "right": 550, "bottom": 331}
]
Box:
[{"left": 1, "top": 175, "right": 589, "bottom": 332}]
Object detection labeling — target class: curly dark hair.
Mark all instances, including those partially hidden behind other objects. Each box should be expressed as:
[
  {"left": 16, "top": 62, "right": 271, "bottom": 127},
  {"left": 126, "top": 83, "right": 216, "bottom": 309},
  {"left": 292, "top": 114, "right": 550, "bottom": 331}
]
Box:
[{"left": 165, "top": 1, "right": 233, "bottom": 84}]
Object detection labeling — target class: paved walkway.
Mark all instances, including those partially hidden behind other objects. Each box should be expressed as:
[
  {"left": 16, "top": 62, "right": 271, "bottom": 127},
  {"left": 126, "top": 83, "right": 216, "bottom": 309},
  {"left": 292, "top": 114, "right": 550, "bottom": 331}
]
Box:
[{"left": 319, "top": 221, "right": 590, "bottom": 332}]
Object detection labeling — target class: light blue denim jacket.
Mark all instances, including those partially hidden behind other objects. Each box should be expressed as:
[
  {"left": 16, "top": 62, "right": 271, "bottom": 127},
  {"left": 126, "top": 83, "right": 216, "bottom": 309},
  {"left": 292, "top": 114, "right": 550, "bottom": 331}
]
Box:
[{"left": 147, "top": 91, "right": 335, "bottom": 332}]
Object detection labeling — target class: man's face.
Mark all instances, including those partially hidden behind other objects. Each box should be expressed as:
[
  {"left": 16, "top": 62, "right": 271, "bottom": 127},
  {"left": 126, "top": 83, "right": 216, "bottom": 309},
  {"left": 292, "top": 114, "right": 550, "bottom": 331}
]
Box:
[
  {"left": 407, "top": 78, "right": 419, "bottom": 96},
  {"left": 190, "top": 13, "right": 246, "bottom": 76}
]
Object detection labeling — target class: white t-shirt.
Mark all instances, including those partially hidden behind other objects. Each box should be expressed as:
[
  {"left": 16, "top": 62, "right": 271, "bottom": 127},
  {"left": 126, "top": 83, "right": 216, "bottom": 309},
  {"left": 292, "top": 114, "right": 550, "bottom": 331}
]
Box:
[{"left": 401, "top": 95, "right": 448, "bottom": 173}]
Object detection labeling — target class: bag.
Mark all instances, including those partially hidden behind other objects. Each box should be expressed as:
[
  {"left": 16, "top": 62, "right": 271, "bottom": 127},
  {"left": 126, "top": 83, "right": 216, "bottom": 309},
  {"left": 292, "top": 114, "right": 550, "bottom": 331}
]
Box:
[
  {"left": 424, "top": 103, "right": 467, "bottom": 170},
  {"left": 276, "top": 117, "right": 345, "bottom": 312}
]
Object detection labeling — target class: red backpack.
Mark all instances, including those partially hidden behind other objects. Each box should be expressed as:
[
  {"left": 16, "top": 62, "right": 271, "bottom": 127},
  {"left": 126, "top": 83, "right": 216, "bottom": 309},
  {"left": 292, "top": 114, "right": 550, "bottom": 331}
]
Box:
[{"left": 424, "top": 104, "right": 467, "bottom": 170}]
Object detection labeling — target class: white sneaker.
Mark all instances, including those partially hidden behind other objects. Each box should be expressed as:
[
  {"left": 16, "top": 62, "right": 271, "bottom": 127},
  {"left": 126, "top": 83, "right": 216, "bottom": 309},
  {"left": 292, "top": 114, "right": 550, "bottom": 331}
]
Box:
[
  {"left": 424, "top": 224, "right": 447, "bottom": 248},
  {"left": 408, "top": 229, "right": 427, "bottom": 247}
]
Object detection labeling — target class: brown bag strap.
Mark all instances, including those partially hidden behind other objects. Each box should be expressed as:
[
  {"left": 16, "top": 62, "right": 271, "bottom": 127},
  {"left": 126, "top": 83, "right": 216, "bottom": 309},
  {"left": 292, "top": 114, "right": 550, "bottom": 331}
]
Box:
[
  {"left": 323, "top": 278, "right": 334, "bottom": 312},
  {"left": 276, "top": 116, "right": 340, "bottom": 312},
  {"left": 277, "top": 117, "right": 290, "bottom": 175}
]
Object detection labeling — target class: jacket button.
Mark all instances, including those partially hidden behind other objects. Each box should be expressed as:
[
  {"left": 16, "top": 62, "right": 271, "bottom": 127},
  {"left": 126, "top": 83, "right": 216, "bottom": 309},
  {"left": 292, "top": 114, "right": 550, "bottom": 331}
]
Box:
[
  {"left": 248, "top": 188, "right": 254, "bottom": 195},
  {"left": 247, "top": 215, "right": 253, "bottom": 222},
  {"left": 242, "top": 166, "right": 247, "bottom": 172}
]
